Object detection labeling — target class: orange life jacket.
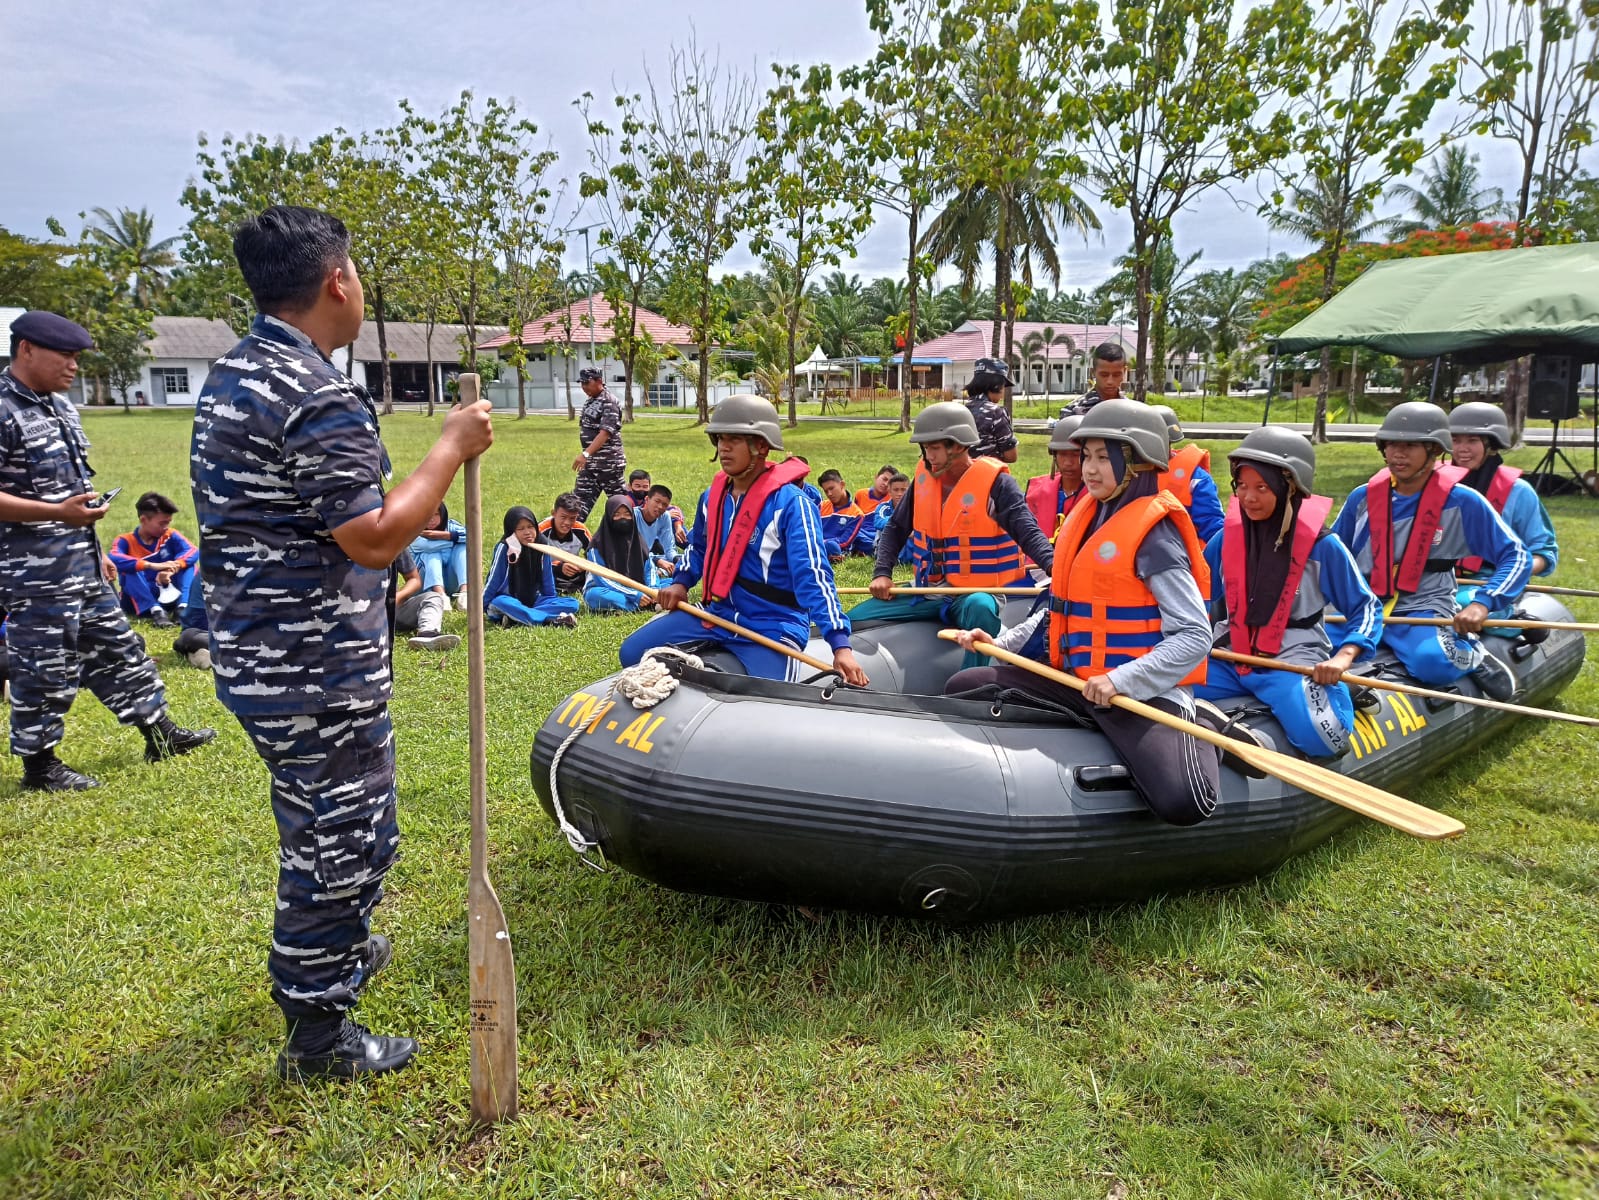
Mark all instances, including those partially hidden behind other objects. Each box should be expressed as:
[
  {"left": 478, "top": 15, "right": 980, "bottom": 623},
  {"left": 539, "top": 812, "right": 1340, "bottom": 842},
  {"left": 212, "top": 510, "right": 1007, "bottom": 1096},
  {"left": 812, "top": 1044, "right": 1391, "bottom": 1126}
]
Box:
[
  {"left": 1157, "top": 444, "right": 1210, "bottom": 507},
  {"left": 1459, "top": 464, "right": 1523, "bottom": 574},
  {"left": 909, "top": 457, "right": 1026, "bottom": 587},
  {"left": 1025, "top": 474, "right": 1088, "bottom": 539},
  {"left": 1047, "top": 491, "right": 1210, "bottom": 683},
  {"left": 854, "top": 486, "right": 889, "bottom": 514}
]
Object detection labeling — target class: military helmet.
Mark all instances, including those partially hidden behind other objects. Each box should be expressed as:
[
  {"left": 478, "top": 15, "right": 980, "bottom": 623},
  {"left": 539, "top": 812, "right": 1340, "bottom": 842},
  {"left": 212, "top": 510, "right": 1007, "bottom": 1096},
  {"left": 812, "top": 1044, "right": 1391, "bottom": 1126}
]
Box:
[
  {"left": 910, "top": 401, "right": 981, "bottom": 447},
  {"left": 1149, "top": 404, "right": 1185, "bottom": 446},
  {"left": 1048, "top": 414, "right": 1084, "bottom": 453},
  {"left": 1449, "top": 401, "right": 1512, "bottom": 452},
  {"left": 1228, "top": 425, "right": 1316, "bottom": 493},
  {"left": 1375, "top": 401, "right": 1452, "bottom": 454},
  {"left": 1068, "top": 397, "right": 1172, "bottom": 469},
  {"left": 707, "top": 393, "right": 784, "bottom": 451}
]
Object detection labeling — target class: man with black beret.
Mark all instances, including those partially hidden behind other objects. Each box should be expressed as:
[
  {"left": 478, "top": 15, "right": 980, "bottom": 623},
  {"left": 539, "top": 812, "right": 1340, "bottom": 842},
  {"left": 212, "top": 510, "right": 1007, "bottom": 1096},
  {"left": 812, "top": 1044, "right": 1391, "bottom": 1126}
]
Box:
[
  {"left": 0, "top": 311, "right": 215, "bottom": 791},
  {"left": 570, "top": 366, "right": 626, "bottom": 519}
]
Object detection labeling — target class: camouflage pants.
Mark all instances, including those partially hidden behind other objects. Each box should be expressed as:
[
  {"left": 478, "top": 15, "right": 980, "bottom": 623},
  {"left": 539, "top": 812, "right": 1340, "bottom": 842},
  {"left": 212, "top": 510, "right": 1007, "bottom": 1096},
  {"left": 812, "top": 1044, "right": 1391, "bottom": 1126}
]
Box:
[
  {"left": 236, "top": 704, "right": 400, "bottom": 1019},
  {"left": 6, "top": 586, "right": 166, "bottom": 756},
  {"left": 572, "top": 456, "right": 626, "bottom": 520}
]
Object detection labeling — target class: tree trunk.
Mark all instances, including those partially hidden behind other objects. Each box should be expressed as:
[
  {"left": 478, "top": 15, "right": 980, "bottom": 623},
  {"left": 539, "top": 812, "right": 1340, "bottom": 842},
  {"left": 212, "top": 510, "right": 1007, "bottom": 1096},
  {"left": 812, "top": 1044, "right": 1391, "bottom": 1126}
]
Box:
[
  {"left": 900, "top": 205, "right": 921, "bottom": 434},
  {"left": 375, "top": 283, "right": 393, "bottom": 416},
  {"left": 424, "top": 320, "right": 436, "bottom": 417},
  {"left": 623, "top": 283, "right": 642, "bottom": 423},
  {"left": 516, "top": 354, "right": 527, "bottom": 420},
  {"left": 697, "top": 288, "right": 712, "bottom": 425},
  {"left": 1312, "top": 242, "right": 1343, "bottom": 443},
  {"left": 1132, "top": 233, "right": 1154, "bottom": 404},
  {"left": 565, "top": 347, "right": 575, "bottom": 420}
]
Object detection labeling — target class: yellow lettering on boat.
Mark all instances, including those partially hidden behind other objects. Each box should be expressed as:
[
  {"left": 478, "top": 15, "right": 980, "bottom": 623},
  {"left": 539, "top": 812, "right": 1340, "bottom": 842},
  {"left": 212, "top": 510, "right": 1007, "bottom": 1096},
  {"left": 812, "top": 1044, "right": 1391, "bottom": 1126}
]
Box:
[
  {"left": 614, "top": 713, "right": 653, "bottom": 749},
  {"left": 584, "top": 700, "right": 615, "bottom": 734},
  {"left": 635, "top": 715, "right": 666, "bottom": 754},
  {"left": 1392, "top": 693, "right": 1427, "bottom": 735},
  {"left": 559, "top": 692, "right": 597, "bottom": 728}
]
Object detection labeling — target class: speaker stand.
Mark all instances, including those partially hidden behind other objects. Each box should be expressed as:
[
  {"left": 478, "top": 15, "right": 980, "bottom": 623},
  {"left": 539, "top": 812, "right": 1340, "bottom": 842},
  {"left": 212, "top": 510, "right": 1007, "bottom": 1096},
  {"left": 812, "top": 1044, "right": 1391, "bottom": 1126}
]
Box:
[{"left": 1528, "top": 419, "right": 1587, "bottom": 495}]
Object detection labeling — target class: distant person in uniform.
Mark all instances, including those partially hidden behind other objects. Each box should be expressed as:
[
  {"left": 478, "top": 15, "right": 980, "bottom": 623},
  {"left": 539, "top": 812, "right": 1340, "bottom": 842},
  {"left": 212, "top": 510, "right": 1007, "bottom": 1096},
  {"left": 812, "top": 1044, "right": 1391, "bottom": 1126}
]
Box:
[
  {"left": 0, "top": 311, "right": 215, "bottom": 791},
  {"left": 192, "top": 205, "right": 494, "bottom": 1081},
  {"left": 571, "top": 368, "right": 625, "bottom": 519},
  {"left": 963, "top": 357, "right": 1019, "bottom": 462},
  {"left": 109, "top": 491, "right": 199, "bottom": 628},
  {"left": 1061, "top": 342, "right": 1128, "bottom": 417}
]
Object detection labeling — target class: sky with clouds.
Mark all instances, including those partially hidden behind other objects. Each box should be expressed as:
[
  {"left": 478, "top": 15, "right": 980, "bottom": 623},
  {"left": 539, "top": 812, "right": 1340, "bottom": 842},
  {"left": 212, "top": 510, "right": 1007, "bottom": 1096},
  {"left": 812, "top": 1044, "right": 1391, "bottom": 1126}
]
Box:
[{"left": 3, "top": 0, "right": 1561, "bottom": 293}]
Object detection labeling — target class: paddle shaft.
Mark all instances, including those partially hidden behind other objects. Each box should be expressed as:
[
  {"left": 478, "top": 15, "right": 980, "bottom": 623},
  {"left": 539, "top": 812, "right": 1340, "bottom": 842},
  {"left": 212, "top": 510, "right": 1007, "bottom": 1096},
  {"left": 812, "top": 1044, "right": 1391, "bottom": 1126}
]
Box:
[
  {"left": 937, "top": 632, "right": 1463, "bottom": 840},
  {"left": 461, "top": 375, "right": 518, "bottom": 1123},
  {"left": 529, "top": 542, "right": 837, "bottom": 675},
  {"left": 1327, "top": 612, "right": 1599, "bottom": 633},
  {"left": 1211, "top": 648, "right": 1599, "bottom": 728},
  {"left": 1459, "top": 577, "right": 1599, "bottom": 600}
]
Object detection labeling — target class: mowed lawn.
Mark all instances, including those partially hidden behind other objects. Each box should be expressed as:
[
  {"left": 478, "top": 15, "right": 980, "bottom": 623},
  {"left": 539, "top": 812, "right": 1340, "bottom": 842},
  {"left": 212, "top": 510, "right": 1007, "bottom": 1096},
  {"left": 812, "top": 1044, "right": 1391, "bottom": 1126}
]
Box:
[{"left": 2, "top": 408, "right": 1597, "bottom": 1199}]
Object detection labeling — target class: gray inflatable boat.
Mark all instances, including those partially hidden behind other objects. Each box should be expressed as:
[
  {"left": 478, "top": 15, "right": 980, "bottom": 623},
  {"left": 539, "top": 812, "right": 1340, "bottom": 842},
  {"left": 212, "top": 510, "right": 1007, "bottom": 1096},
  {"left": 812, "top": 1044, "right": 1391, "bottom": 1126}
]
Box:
[{"left": 530, "top": 594, "right": 1584, "bottom": 919}]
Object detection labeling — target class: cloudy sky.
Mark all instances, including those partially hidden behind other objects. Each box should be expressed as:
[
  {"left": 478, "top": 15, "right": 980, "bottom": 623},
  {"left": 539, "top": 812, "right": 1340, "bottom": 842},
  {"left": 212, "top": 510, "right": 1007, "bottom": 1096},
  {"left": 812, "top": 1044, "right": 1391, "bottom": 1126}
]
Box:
[{"left": 3, "top": 0, "right": 1551, "bottom": 293}]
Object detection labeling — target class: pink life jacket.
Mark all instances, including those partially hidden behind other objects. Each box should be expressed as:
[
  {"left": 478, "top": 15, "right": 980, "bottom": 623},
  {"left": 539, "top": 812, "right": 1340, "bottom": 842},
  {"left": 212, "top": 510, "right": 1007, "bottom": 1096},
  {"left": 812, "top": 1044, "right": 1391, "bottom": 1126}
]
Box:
[
  {"left": 1025, "top": 474, "right": 1086, "bottom": 539},
  {"left": 1221, "top": 494, "right": 1333, "bottom": 664}
]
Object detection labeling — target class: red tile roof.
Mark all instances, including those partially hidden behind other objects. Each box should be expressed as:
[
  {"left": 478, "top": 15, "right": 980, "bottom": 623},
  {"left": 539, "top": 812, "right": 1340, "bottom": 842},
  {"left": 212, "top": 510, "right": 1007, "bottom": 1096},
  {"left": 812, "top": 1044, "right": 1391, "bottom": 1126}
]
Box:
[
  {"left": 909, "top": 320, "right": 1134, "bottom": 361},
  {"left": 477, "top": 294, "right": 697, "bottom": 351}
]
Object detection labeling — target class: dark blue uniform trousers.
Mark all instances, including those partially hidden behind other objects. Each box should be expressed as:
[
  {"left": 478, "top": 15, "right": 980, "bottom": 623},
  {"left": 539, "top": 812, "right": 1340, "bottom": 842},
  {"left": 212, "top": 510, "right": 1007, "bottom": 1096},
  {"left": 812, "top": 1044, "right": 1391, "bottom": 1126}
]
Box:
[
  {"left": 7, "top": 586, "right": 165, "bottom": 756},
  {"left": 236, "top": 704, "right": 399, "bottom": 1018}
]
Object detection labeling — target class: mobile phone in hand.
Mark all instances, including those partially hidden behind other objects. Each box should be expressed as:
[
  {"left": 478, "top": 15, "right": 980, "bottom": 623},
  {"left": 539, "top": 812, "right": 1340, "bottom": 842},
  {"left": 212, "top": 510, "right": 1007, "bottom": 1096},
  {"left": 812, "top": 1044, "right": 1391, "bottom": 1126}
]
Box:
[{"left": 86, "top": 487, "right": 122, "bottom": 509}]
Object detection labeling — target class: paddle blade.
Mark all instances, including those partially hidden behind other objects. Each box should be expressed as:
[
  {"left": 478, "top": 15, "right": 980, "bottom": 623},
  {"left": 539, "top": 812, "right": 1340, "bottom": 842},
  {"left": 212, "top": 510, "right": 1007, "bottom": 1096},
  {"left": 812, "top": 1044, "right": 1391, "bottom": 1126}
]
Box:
[{"left": 469, "top": 872, "right": 519, "bottom": 1123}]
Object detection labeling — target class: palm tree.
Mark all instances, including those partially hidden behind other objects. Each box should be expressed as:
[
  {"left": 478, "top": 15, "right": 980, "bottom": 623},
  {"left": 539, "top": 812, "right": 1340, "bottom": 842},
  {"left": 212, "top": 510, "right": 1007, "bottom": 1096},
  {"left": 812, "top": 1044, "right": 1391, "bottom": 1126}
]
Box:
[
  {"left": 1020, "top": 326, "right": 1075, "bottom": 397},
  {"left": 86, "top": 206, "right": 179, "bottom": 308},
  {"left": 1383, "top": 145, "right": 1507, "bottom": 237},
  {"left": 1098, "top": 242, "right": 1203, "bottom": 393},
  {"left": 813, "top": 291, "right": 872, "bottom": 359}
]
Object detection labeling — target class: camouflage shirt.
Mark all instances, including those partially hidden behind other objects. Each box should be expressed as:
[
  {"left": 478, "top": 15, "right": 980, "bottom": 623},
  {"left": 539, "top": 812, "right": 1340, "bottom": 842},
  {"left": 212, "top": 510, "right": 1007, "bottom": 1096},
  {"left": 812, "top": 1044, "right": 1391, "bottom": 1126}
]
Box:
[
  {"left": 0, "top": 370, "right": 101, "bottom": 597},
  {"left": 578, "top": 387, "right": 625, "bottom": 468},
  {"left": 965, "top": 396, "right": 1018, "bottom": 459},
  {"left": 191, "top": 315, "right": 394, "bottom": 717},
  {"left": 1060, "top": 389, "right": 1113, "bottom": 418}
]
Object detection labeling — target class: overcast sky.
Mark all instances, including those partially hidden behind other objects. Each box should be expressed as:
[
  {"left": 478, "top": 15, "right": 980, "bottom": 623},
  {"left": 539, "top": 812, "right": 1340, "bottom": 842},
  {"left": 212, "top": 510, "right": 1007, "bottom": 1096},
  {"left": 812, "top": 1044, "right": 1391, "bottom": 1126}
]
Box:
[{"left": 3, "top": 0, "right": 1567, "bottom": 294}]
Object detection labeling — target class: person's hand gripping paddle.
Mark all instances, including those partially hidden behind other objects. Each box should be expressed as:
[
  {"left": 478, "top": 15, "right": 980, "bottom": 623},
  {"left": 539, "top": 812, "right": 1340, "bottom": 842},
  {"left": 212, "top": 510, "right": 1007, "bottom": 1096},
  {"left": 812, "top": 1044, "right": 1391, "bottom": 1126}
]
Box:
[{"left": 459, "top": 373, "right": 518, "bottom": 1122}]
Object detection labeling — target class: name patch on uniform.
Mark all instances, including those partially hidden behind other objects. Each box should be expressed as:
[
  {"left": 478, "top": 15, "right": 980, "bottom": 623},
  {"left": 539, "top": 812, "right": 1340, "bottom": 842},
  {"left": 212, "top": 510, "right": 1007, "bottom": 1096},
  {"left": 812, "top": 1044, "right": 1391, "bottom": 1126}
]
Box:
[{"left": 15, "top": 411, "right": 55, "bottom": 443}]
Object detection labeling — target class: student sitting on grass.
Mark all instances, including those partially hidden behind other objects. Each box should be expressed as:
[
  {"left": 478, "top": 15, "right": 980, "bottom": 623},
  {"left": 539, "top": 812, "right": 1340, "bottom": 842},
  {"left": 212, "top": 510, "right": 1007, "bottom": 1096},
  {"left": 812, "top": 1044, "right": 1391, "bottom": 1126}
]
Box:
[
  {"left": 854, "top": 464, "right": 899, "bottom": 514},
  {"left": 110, "top": 491, "right": 199, "bottom": 629},
  {"left": 818, "top": 469, "right": 876, "bottom": 560},
  {"left": 485, "top": 506, "right": 580, "bottom": 628},
  {"left": 394, "top": 547, "right": 459, "bottom": 651},
  {"left": 871, "top": 472, "right": 914, "bottom": 566},
  {"left": 539, "top": 493, "right": 592, "bottom": 595},
  {"left": 586, "top": 495, "right": 658, "bottom": 613},
  {"left": 635, "top": 484, "right": 683, "bottom": 576},
  {"left": 407, "top": 501, "right": 468, "bottom": 610}
]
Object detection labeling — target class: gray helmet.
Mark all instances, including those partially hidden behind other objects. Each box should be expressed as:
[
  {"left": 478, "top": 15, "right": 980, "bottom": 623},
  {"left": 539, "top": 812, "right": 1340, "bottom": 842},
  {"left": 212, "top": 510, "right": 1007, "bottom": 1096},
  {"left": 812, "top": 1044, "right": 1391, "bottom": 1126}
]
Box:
[
  {"left": 910, "top": 401, "right": 981, "bottom": 447},
  {"left": 1068, "top": 397, "right": 1171, "bottom": 469},
  {"left": 1150, "top": 405, "right": 1185, "bottom": 446},
  {"left": 707, "top": 393, "right": 784, "bottom": 451},
  {"left": 1375, "top": 401, "right": 1451, "bottom": 454},
  {"left": 1048, "top": 414, "right": 1084, "bottom": 453},
  {"left": 1449, "top": 401, "right": 1512, "bottom": 452},
  {"left": 1228, "top": 425, "right": 1316, "bottom": 493}
]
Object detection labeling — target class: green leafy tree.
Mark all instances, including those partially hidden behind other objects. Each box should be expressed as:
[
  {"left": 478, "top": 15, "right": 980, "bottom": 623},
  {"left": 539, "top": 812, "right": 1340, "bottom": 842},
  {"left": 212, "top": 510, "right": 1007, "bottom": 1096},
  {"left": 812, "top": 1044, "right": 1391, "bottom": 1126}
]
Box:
[
  {"left": 1383, "top": 144, "right": 1509, "bottom": 235},
  {"left": 749, "top": 63, "right": 873, "bottom": 425},
  {"left": 1066, "top": 0, "right": 1318, "bottom": 402},
  {"left": 85, "top": 207, "right": 179, "bottom": 308}
]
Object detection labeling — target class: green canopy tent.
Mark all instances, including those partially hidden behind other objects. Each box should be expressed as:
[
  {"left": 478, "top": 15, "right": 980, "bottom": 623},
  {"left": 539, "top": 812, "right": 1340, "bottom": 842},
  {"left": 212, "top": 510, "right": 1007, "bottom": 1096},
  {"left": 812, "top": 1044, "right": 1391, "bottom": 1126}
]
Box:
[{"left": 1271, "top": 243, "right": 1599, "bottom": 363}]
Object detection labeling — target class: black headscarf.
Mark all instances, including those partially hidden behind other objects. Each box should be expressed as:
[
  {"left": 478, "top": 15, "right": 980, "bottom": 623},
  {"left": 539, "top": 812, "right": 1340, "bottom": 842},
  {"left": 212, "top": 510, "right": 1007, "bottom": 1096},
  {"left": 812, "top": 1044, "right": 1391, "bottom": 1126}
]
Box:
[
  {"left": 1235, "top": 461, "right": 1298, "bottom": 628},
  {"left": 591, "top": 493, "right": 646, "bottom": 583},
  {"left": 434, "top": 501, "right": 450, "bottom": 530},
  {"left": 1460, "top": 451, "right": 1505, "bottom": 498},
  {"left": 501, "top": 506, "right": 548, "bottom": 605},
  {"left": 1089, "top": 438, "right": 1162, "bottom": 532}
]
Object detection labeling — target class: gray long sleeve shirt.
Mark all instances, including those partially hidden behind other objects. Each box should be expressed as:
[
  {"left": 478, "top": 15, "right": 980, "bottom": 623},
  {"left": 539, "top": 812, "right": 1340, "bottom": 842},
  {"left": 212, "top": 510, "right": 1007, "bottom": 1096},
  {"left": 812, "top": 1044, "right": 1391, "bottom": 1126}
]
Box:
[{"left": 873, "top": 468, "right": 1054, "bottom": 579}]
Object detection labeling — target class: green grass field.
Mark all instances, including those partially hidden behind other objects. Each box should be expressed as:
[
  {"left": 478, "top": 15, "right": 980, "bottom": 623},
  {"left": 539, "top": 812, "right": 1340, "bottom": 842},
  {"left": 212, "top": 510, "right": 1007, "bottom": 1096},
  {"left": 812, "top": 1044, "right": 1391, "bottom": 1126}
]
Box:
[{"left": 2, "top": 409, "right": 1596, "bottom": 1199}]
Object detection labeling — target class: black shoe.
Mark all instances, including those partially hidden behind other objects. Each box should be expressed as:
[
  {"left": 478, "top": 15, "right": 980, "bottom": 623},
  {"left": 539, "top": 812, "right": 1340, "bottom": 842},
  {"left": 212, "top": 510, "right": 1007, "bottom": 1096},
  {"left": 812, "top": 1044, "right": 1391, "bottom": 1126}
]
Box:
[
  {"left": 1471, "top": 652, "right": 1518, "bottom": 702},
  {"left": 1191, "top": 699, "right": 1270, "bottom": 779},
  {"left": 362, "top": 934, "right": 392, "bottom": 983},
  {"left": 276, "top": 1018, "right": 418, "bottom": 1082},
  {"left": 142, "top": 715, "right": 218, "bottom": 763},
  {"left": 20, "top": 751, "right": 100, "bottom": 792},
  {"left": 148, "top": 608, "right": 174, "bottom": 629}
]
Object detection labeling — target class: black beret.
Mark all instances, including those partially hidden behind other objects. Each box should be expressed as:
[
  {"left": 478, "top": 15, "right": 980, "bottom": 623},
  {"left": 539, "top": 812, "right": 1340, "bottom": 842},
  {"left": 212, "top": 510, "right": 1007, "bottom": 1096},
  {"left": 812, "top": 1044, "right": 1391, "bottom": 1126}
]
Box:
[{"left": 11, "top": 311, "right": 94, "bottom": 353}]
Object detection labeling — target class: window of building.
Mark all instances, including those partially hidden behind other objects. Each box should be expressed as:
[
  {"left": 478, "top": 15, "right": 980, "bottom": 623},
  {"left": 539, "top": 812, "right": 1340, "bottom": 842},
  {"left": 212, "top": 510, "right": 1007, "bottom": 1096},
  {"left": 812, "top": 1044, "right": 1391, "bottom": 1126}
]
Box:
[{"left": 156, "top": 367, "right": 189, "bottom": 395}]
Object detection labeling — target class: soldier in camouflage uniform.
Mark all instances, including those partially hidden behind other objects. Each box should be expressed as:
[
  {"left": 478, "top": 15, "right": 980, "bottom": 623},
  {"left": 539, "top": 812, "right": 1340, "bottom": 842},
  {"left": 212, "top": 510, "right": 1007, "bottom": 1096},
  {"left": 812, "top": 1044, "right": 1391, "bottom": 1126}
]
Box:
[
  {"left": 963, "top": 357, "right": 1019, "bottom": 462},
  {"left": 571, "top": 367, "right": 625, "bottom": 519},
  {"left": 0, "top": 311, "right": 214, "bottom": 792},
  {"left": 1059, "top": 342, "right": 1129, "bottom": 418},
  {"left": 191, "top": 206, "right": 493, "bottom": 1081}
]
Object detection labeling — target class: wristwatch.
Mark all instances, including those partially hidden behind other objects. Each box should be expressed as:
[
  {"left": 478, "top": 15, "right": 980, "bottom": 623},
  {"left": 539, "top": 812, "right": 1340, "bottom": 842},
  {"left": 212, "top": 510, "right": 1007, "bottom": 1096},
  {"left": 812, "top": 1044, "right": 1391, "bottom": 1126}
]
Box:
[{"left": 581, "top": 450, "right": 591, "bottom": 461}]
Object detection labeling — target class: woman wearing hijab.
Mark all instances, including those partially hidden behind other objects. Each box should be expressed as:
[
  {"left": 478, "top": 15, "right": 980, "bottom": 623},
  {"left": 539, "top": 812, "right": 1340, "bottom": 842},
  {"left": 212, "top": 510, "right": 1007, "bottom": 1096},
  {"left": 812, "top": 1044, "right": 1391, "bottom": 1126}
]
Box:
[
  {"left": 584, "top": 494, "right": 658, "bottom": 613},
  {"left": 483, "top": 506, "right": 581, "bottom": 628},
  {"left": 1195, "top": 427, "right": 1383, "bottom": 759},
  {"left": 945, "top": 399, "right": 1221, "bottom": 826}
]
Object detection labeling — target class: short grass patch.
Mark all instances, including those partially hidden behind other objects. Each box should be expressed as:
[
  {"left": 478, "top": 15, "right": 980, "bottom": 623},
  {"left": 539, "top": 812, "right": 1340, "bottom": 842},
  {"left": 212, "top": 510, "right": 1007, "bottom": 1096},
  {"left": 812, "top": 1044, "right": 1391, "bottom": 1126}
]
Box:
[{"left": 0, "top": 409, "right": 1596, "bottom": 1198}]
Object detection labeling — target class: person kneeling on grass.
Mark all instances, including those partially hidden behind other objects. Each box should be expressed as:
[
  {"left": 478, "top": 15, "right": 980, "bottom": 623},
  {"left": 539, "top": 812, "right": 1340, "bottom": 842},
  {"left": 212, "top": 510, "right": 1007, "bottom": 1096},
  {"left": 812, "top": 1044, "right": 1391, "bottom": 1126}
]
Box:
[
  {"left": 484, "top": 506, "right": 580, "bottom": 628},
  {"left": 585, "top": 494, "right": 658, "bottom": 614},
  {"left": 944, "top": 398, "right": 1222, "bottom": 826},
  {"left": 1195, "top": 427, "right": 1383, "bottom": 759},
  {"left": 619, "top": 395, "right": 867, "bottom": 685}
]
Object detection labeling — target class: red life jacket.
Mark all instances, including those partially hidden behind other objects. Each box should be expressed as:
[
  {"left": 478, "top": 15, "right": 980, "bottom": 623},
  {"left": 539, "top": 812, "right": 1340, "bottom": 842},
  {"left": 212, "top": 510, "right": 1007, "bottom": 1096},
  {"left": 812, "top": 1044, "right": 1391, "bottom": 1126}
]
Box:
[
  {"left": 1025, "top": 474, "right": 1087, "bottom": 539},
  {"left": 1157, "top": 444, "right": 1211, "bottom": 507},
  {"left": 1047, "top": 492, "right": 1210, "bottom": 684},
  {"left": 702, "top": 457, "right": 811, "bottom": 604},
  {"left": 1221, "top": 494, "right": 1334, "bottom": 665},
  {"left": 1460, "top": 465, "right": 1524, "bottom": 574},
  {"left": 1365, "top": 463, "right": 1466, "bottom": 598}
]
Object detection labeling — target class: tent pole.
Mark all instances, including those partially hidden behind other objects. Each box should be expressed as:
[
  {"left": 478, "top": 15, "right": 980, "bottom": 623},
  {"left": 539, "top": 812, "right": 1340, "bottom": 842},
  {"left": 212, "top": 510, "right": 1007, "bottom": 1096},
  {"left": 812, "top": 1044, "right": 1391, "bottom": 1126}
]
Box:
[
  {"left": 1263, "top": 351, "right": 1278, "bottom": 426},
  {"left": 1428, "top": 356, "right": 1442, "bottom": 402}
]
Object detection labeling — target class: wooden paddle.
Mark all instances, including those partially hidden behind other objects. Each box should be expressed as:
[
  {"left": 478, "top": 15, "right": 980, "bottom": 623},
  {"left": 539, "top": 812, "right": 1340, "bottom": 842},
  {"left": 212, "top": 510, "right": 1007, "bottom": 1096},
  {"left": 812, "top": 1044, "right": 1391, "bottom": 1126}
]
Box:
[
  {"left": 460, "top": 374, "right": 518, "bottom": 1124},
  {"left": 1211, "top": 648, "right": 1599, "bottom": 728},
  {"left": 528, "top": 542, "right": 837, "bottom": 675},
  {"left": 1458, "top": 578, "right": 1599, "bottom": 600},
  {"left": 837, "top": 585, "right": 1045, "bottom": 596},
  {"left": 936, "top": 632, "right": 1464, "bottom": 840},
  {"left": 1327, "top": 613, "right": 1599, "bottom": 633}
]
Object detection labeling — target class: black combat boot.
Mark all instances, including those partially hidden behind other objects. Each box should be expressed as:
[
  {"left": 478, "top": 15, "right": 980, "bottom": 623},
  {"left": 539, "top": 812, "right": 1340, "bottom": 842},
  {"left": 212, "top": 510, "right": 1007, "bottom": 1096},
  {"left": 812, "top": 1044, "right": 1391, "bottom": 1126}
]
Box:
[
  {"left": 361, "top": 934, "right": 393, "bottom": 983},
  {"left": 276, "top": 1013, "right": 418, "bottom": 1082},
  {"left": 141, "top": 714, "right": 218, "bottom": 763},
  {"left": 20, "top": 750, "right": 101, "bottom": 792}
]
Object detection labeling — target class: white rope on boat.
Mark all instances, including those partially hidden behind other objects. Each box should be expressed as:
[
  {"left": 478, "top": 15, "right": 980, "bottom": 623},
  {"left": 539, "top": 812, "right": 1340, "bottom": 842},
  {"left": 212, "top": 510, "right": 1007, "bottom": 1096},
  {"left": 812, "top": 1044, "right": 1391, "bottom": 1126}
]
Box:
[{"left": 546, "top": 647, "right": 704, "bottom": 862}]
